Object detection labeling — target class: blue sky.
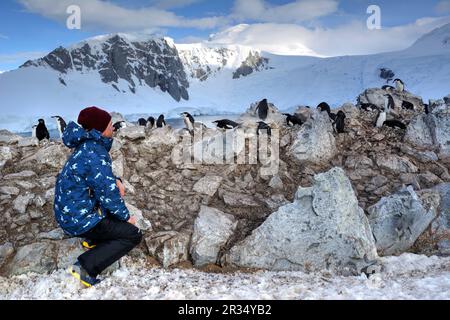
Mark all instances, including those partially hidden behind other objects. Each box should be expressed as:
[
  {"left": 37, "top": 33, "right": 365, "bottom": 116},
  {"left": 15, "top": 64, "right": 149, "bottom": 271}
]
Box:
[{"left": 1, "top": 0, "right": 450, "bottom": 71}]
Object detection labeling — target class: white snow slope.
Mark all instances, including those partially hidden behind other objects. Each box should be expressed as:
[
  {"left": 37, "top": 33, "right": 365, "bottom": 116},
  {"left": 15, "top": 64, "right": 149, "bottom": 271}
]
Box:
[
  {"left": 0, "top": 24, "right": 449, "bottom": 133},
  {"left": 0, "top": 254, "right": 449, "bottom": 300}
]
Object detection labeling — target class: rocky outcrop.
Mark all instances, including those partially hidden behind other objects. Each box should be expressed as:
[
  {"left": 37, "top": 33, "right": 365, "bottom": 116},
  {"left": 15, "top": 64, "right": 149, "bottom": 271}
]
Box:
[
  {"left": 368, "top": 186, "right": 438, "bottom": 256},
  {"left": 145, "top": 231, "right": 191, "bottom": 268},
  {"left": 357, "top": 88, "right": 424, "bottom": 110},
  {"left": 223, "top": 168, "right": 379, "bottom": 274},
  {"left": 233, "top": 51, "right": 269, "bottom": 79},
  {"left": 289, "top": 111, "right": 336, "bottom": 163},
  {"left": 190, "top": 206, "right": 237, "bottom": 267},
  {"left": 405, "top": 105, "right": 450, "bottom": 157}
]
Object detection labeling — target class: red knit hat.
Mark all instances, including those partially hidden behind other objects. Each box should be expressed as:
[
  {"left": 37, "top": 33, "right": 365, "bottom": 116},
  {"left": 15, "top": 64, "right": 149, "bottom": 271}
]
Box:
[{"left": 78, "top": 106, "right": 112, "bottom": 133}]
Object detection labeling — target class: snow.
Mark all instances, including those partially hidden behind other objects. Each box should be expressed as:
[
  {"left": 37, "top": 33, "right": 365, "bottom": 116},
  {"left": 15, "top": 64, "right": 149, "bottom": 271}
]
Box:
[
  {"left": 0, "top": 24, "right": 449, "bottom": 133},
  {"left": 0, "top": 254, "right": 449, "bottom": 300}
]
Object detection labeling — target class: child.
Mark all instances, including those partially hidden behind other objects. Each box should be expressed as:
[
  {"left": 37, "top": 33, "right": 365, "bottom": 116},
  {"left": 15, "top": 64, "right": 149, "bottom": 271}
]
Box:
[{"left": 54, "top": 106, "right": 142, "bottom": 287}]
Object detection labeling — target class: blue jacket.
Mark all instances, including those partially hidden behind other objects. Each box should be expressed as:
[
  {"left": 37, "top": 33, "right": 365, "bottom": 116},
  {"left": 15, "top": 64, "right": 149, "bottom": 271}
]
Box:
[{"left": 54, "top": 122, "right": 130, "bottom": 236}]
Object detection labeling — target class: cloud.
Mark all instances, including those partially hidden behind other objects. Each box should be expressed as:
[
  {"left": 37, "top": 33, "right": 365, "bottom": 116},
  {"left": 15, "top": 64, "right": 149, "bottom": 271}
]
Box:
[
  {"left": 210, "top": 17, "right": 450, "bottom": 57},
  {"left": 232, "top": 0, "right": 339, "bottom": 23},
  {"left": 0, "top": 51, "right": 47, "bottom": 65},
  {"left": 149, "top": 0, "right": 205, "bottom": 10},
  {"left": 0, "top": 34, "right": 8, "bottom": 40},
  {"left": 436, "top": 0, "right": 450, "bottom": 14},
  {"left": 17, "top": 0, "right": 227, "bottom": 31}
]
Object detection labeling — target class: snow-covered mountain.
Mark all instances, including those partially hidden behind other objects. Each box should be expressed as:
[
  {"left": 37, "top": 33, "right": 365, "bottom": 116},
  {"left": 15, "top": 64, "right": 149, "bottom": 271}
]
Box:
[{"left": 0, "top": 23, "right": 449, "bottom": 133}]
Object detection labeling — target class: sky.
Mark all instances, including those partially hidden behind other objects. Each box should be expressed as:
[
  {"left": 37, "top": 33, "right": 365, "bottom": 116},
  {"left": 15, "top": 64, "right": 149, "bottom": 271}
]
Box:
[{"left": 0, "top": 0, "right": 450, "bottom": 71}]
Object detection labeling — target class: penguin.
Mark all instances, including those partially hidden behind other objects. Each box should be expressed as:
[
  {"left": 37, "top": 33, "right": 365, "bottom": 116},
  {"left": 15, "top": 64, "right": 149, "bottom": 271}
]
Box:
[
  {"left": 384, "top": 94, "right": 395, "bottom": 110},
  {"left": 147, "top": 117, "right": 156, "bottom": 129},
  {"left": 283, "top": 113, "right": 303, "bottom": 127},
  {"left": 382, "top": 85, "right": 395, "bottom": 91},
  {"left": 138, "top": 118, "right": 147, "bottom": 126},
  {"left": 156, "top": 115, "right": 166, "bottom": 128},
  {"left": 32, "top": 125, "right": 37, "bottom": 138},
  {"left": 213, "top": 119, "right": 239, "bottom": 130},
  {"left": 181, "top": 112, "right": 195, "bottom": 133},
  {"left": 393, "top": 79, "right": 405, "bottom": 92},
  {"left": 36, "top": 119, "right": 50, "bottom": 141},
  {"left": 257, "top": 121, "right": 272, "bottom": 137},
  {"left": 401, "top": 101, "right": 415, "bottom": 111},
  {"left": 383, "top": 119, "right": 407, "bottom": 130},
  {"left": 333, "top": 111, "right": 346, "bottom": 134},
  {"left": 113, "top": 121, "right": 126, "bottom": 132},
  {"left": 255, "top": 99, "right": 269, "bottom": 120},
  {"left": 374, "top": 110, "right": 387, "bottom": 128},
  {"left": 317, "top": 102, "right": 336, "bottom": 120},
  {"left": 374, "top": 110, "right": 407, "bottom": 130},
  {"left": 51, "top": 116, "right": 67, "bottom": 138}
]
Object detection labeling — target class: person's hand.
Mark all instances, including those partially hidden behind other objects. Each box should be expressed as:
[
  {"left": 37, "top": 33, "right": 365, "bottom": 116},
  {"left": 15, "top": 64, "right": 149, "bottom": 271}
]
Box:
[
  {"left": 128, "top": 216, "right": 137, "bottom": 225},
  {"left": 116, "top": 179, "right": 125, "bottom": 198}
]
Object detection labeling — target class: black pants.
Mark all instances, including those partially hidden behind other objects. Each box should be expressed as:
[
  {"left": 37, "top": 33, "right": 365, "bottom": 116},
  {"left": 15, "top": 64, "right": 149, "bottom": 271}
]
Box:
[{"left": 77, "top": 218, "right": 143, "bottom": 278}]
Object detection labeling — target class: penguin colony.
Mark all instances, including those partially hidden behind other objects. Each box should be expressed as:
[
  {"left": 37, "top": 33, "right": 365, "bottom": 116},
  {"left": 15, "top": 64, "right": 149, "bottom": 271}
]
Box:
[{"left": 30, "top": 77, "right": 419, "bottom": 142}]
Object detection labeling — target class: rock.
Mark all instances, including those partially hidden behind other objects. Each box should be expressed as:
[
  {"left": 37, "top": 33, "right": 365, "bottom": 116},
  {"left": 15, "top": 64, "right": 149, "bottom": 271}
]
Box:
[
  {"left": 35, "top": 144, "right": 69, "bottom": 168},
  {"left": 29, "top": 211, "right": 44, "bottom": 220},
  {"left": 376, "top": 155, "right": 418, "bottom": 173},
  {"left": 223, "top": 167, "right": 378, "bottom": 274},
  {"left": 357, "top": 88, "right": 423, "bottom": 110},
  {"left": 112, "top": 152, "right": 125, "bottom": 177},
  {"left": 14, "top": 214, "right": 31, "bottom": 226},
  {"left": 405, "top": 106, "right": 450, "bottom": 157},
  {"left": 431, "top": 183, "right": 450, "bottom": 235},
  {"left": 340, "top": 102, "right": 359, "bottom": 118},
  {"left": 367, "top": 186, "right": 438, "bottom": 256},
  {"left": 345, "top": 155, "right": 373, "bottom": 169},
  {"left": 221, "top": 191, "right": 260, "bottom": 207},
  {"left": 142, "top": 126, "right": 179, "bottom": 149},
  {"left": 193, "top": 176, "right": 223, "bottom": 197},
  {"left": 263, "top": 194, "right": 290, "bottom": 211},
  {"left": 145, "top": 231, "right": 191, "bottom": 268},
  {"left": 0, "top": 186, "right": 20, "bottom": 196},
  {"left": 0, "top": 242, "right": 14, "bottom": 268},
  {"left": 127, "top": 203, "right": 152, "bottom": 231},
  {"left": 289, "top": 111, "right": 337, "bottom": 164},
  {"left": 400, "top": 145, "right": 438, "bottom": 162},
  {"left": 190, "top": 206, "right": 237, "bottom": 267},
  {"left": 437, "top": 239, "right": 450, "bottom": 256},
  {"left": 117, "top": 126, "right": 146, "bottom": 141},
  {"left": 0, "top": 130, "right": 23, "bottom": 144},
  {"left": 5, "top": 242, "right": 58, "bottom": 276},
  {"left": 13, "top": 193, "right": 35, "bottom": 214},
  {"left": 269, "top": 175, "right": 284, "bottom": 190},
  {"left": 37, "top": 229, "right": 67, "bottom": 241},
  {"left": 18, "top": 137, "right": 39, "bottom": 147},
  {"left": 0, "top": 146, "right": 13, "bottom": 171},
  {"left": 417, "top": 172, "right": 443, "bottom": 189}
]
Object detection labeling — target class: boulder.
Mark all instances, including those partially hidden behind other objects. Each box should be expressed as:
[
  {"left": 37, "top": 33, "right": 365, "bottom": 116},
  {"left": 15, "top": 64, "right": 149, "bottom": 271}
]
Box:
[
  {"left": 431, "top": 183, "right": 450, "bottom": 235},
  {"left": 220, "top": 191, "right": 260, "bottom": 207},
  {"left": 142, "top": 126, "right": 180, "bottom": 149},
  {"left": 127, "top": 203, "right": 152, "bottom": 231},
  {"left": 111, "top": 152, "right": 125, "bottom": 178},
  {"left": 3, "top": 170, "right": 37, "bottom": 180},
  {"left": 0, "top": 146, "right": 13, "bottom": 171},
  {"left": 117, "top": 126, "right": 146, "bottom": 141},
  {"left": 0, "top": 186, "right": 20, "bottom": 196},
  {"left": 190, "top": 206, "right": 237, "bottom": 267},
  {"left": 37, "top": 229, "right": 67, "bottom": 241},
  {"left": 405, "top": 106, "right": 450, "bottom": 157},
  {"left": 223, "top": 167, "right": 378, "bottom": 274},
  {"left": 0, "top": 130, "right": 23, "bottom": 144},
  {"left": 289, "top": 111, "right": 337, "bottom": 164},
  {"left": 357, "top": 88, "right": 423, "bottom": 110},
  {"left": 4, "top": 242, "right": 57, "bottom": 276},
  {"left": 13, "top": 193, "right": 35, "bottom": 214},
  {"left": 0, "top": 242, "right": 14, "bottom": 268},
  {"left": 367, "top": 186, "right": 438, "bottom": 256},
  {"left": 193, "top": 176, "right": 223, "bottom": 197},
  {"left": 376, "top": 155, "right": 418, "bottom": 173},
  {"left": 21, "top": 144, "right": 69, "bottom": 168},
  {"left": 145, "top": 231, "right": 191, "bottom": 268},
  {"left": 18, "top": 137, "right": 39, "bottom": 148}
]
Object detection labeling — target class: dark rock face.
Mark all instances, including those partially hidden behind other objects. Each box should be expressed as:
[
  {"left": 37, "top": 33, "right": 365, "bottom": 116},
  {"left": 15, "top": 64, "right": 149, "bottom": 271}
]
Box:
[
  {"left": 233, "top": 52, "right": 270, "bottom": 79},
  {"left": 21, "top": 35, "right": 190, "bottom": 102}
]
